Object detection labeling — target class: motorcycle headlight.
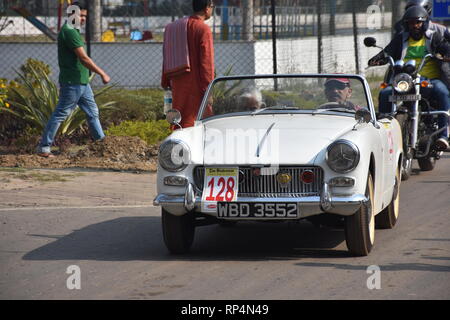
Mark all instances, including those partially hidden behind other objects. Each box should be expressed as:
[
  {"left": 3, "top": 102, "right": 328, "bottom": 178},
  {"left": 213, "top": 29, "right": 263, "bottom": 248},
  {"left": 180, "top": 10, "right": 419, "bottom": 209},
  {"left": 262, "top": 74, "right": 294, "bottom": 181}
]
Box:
[
  {"left": 159, "top": 140, "right": 190, "bottom": 172},
  {"left": 393, "top": 73, "right": 413, "bottom": 93},
  {"left": 326, "top": 140, "right": 360, "bottom": 173}
]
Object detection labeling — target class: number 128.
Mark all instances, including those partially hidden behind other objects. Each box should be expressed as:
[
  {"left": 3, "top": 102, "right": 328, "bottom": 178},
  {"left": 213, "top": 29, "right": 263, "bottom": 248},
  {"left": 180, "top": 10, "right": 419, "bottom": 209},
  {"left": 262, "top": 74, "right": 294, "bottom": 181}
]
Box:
[{"left": 205, "top": 177, "right": 235, "bottom": 202}]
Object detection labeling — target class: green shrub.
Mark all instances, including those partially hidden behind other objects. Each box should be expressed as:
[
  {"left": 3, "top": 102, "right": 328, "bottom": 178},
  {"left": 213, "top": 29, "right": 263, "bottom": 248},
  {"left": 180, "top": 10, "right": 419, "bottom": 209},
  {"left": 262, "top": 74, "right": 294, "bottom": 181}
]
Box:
[
  {"left": 97, "top": 88, "right": 165, "bottom": 126},
  {"left": 1, "top": 59, "right": 117, "bottom": 140},
  {"left": 17, "top": 58, "right": 52, "bottom": 86},
  {"left": 0, "top": 78, "right": 26, "bottom": 141},
  {"left": 105, "top": 120, "right": 171, "bottom": 145}
]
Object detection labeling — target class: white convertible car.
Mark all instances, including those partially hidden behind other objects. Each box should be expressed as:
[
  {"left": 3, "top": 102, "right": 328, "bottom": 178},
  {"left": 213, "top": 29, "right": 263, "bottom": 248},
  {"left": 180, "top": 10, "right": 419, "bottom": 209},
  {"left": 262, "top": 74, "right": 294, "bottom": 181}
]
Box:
[{"left": 154, "top": 74, "right": 403, "bottom": 256}]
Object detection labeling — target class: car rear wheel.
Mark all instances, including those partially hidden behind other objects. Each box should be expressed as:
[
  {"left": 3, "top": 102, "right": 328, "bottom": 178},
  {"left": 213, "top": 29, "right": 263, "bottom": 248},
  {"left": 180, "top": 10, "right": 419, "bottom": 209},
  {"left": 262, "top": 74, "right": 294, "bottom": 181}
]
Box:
[
  {"left": 345, "top": 173, "right": 375, "bottom": 256},
  {"left": 376, "top": 167, "right": 400, "bottom": 229},
  {"left": 161, "top": 208, "right": 195, "bottom": 254}
]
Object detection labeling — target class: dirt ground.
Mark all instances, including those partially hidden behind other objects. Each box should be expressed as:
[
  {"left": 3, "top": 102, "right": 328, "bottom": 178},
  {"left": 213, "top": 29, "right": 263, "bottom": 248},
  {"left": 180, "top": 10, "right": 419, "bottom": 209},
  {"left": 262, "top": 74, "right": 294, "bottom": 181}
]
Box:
[{"left": 0, "top": 136, "right": 158, "bottom": 172}]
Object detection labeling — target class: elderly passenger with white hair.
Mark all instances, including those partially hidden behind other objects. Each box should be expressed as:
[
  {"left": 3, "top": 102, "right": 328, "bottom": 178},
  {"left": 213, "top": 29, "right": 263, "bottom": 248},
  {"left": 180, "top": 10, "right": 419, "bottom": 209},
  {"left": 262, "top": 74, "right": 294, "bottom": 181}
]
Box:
[{"left": 238, "top": 87, "right": 264, "bottom": 112}]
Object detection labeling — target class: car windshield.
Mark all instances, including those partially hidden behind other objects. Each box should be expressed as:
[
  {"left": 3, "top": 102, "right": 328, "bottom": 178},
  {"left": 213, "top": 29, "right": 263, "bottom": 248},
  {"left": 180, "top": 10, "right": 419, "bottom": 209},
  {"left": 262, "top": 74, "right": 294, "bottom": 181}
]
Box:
[{"left": 198, "top": 75, "right": 371, "bottom": 121}]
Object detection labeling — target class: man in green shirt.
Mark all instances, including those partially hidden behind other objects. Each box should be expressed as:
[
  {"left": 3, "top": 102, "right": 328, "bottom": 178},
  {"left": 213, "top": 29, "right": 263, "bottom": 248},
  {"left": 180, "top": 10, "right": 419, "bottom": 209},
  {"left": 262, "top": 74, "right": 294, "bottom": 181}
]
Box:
[{"left": 38, "top": 1, "right": 110, "bottom": 157}]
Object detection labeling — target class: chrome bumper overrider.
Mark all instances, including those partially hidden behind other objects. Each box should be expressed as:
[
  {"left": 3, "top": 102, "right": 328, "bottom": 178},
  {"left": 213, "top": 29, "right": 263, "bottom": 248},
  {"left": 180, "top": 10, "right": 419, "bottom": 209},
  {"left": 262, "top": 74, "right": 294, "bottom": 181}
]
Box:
[{"left": 153, "top": 183, "right": 368, "bottom": 217}]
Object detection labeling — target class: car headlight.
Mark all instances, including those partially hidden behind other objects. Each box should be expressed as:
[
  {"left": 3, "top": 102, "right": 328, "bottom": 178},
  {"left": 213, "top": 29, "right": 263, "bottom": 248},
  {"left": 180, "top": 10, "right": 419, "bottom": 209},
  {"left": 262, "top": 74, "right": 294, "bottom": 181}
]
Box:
[
  {"left": 159, "top": 140, "right": 190, "bottom": 172},
  {"left": 393, "top": 73, "right": 413, "bottom": 93},
  {"left": 326, "top": 140, "right": 360, "bottom": 173}
]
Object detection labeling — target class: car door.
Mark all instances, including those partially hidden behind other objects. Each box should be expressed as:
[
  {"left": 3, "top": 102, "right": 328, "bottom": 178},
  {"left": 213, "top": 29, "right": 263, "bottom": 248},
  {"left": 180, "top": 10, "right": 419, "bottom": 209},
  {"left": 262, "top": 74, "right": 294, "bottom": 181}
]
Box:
[{"left": 376, "top": 119, "right": 396, "bottom": 208}]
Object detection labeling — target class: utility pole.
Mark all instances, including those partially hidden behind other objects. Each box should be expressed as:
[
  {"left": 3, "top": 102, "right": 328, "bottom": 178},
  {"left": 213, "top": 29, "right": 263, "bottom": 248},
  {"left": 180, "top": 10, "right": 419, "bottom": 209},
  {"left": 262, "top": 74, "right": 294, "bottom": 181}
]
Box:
[
  {"left": 329, "top": 0, "right": 336, "bottom": 35},
  {"left": 271, "top": 0, "right": 278, "bottom": 88},
  {"left": 242, "top": 0, "right": 254, "bottom": 41},
  {"left": 90, "top": 0, "right": 101, "bottom": 42},
  {"left": 391, "top": 0, "right": 404, "bottom": 37}
]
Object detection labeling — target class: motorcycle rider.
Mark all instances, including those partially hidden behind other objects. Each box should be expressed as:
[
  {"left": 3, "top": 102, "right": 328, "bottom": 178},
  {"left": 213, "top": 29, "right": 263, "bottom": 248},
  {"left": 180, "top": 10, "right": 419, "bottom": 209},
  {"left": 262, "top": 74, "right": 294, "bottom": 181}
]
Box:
[
  {"left": 393, "top": 0, "right": 450, "bottom": 41},
  {"left": 369, "top": 6, "right": 450, "bottom": 151}
]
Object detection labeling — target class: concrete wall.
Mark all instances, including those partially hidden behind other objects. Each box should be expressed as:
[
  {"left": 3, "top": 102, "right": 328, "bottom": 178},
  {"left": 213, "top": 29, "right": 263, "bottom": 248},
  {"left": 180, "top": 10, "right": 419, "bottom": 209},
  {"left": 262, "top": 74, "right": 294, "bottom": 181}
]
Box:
[
  {"left": 0, "top": 41, "right": 256, "bottom": 87},
  {"left": 0, "top": 30, "right": 390, "bottom": 88}
]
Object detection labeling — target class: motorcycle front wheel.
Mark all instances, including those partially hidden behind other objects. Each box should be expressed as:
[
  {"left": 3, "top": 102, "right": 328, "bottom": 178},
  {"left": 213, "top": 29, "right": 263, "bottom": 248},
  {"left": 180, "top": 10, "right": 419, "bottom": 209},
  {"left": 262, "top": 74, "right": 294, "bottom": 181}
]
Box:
[
  {"left": 417, "top": 137, "right": 436, "bottom": 171},
  {"left": 395, "top": 113, "right": 412, "bottom": 180}
]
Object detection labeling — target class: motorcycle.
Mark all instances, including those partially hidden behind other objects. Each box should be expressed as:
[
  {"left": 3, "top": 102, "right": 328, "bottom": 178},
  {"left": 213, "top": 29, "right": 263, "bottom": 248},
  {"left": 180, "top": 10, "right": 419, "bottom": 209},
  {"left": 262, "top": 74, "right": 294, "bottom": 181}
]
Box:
[{"left": 364, "top": 36, "right": 449, "bottom": 180}]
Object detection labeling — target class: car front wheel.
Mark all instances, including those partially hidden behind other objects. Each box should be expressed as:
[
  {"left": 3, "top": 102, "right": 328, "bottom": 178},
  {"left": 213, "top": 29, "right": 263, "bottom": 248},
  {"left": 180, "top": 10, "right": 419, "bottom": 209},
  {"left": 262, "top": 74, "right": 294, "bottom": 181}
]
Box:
[
  {"left": 345, "top": 173, "right": 375, "bottom": 256},
  {"left": 162, "top": 208, "right": 195, "bottom": 254}
]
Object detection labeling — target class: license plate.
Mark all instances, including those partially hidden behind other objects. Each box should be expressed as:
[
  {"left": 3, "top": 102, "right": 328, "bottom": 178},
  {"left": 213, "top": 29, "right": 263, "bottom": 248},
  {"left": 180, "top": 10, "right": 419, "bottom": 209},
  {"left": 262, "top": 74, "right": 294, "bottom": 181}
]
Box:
[
  {"left": 201, "top": 167, "right": 238, "bottom": 212},
  {"left": 217, "top": 202, "right": 299, "bottom": 219},
  {"left": 388, "top": 94, "right": 421, "bottom": 102}
]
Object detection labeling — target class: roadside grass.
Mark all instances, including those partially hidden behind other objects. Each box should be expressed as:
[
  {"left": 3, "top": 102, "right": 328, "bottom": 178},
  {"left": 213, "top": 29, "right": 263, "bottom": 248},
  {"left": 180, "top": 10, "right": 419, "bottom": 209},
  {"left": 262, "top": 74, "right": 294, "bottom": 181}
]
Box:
[
  {"left": 0, "top": 167, "right": 83, "bottom": 183},
  {"left": 367, "top": 75, "right": 385, "bottom": 111}
]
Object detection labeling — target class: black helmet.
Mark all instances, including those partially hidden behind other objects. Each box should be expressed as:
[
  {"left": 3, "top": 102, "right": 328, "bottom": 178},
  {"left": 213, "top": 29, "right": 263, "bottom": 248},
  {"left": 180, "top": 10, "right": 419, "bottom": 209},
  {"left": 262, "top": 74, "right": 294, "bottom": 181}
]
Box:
[
  {"left": 405, "top": 0, "right": 432, "bottom": 16},
  {"left": 402, "top": 5, "right": 430, "bottom": 32}
]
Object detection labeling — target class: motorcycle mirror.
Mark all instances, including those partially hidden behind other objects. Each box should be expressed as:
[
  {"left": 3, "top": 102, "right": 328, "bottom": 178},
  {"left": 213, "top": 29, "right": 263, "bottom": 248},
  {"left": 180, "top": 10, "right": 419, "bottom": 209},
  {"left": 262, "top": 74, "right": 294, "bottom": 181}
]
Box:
[
  {"left": 364, "top": 37, "right": 377, "bottom": 48},
  {"left": 355, "top": 108, "right": 372, "bottom": 123},
  {"left": 166, "top": 109, "right": 182, "bottom": 127}
]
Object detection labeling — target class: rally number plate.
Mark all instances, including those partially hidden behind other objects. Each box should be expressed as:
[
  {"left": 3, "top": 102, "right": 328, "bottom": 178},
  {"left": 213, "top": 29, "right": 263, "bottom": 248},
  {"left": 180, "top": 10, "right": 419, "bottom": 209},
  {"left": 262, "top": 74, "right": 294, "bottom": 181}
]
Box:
[
  {"left": 202, "top": 168, "right": 238, "bottom": 212},
  {"left": 217, "top": 202, "right": 299, "bottom": 219}
]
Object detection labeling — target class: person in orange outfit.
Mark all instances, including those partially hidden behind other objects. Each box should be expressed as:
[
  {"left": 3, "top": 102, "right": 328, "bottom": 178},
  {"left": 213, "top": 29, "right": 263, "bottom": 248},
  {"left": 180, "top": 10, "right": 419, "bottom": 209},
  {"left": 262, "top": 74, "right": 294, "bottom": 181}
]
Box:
[{"left": 161, "top": 0, "right": 215, "bottom": 128}]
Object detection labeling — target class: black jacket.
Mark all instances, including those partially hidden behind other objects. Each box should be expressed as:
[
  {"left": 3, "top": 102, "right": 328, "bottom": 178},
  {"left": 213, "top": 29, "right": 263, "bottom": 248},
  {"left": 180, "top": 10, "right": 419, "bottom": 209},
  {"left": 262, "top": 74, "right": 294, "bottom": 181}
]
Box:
[{"left": 368, "top": 29, "right": 450, "bottom": 88}]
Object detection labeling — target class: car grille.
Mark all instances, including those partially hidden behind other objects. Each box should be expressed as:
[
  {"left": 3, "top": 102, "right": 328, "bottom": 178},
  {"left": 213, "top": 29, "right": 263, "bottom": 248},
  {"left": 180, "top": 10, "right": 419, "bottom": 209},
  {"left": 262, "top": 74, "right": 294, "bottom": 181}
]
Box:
[{"left": 193, "top": 166, "right": 323, "bottom": 198}]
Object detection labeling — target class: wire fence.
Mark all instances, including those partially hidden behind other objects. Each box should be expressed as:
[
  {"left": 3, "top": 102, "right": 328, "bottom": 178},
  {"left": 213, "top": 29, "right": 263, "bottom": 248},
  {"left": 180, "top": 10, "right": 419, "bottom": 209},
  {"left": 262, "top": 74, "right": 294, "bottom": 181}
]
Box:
[{"left": 1, "top": 0, "right": 448, "bottom": 89}]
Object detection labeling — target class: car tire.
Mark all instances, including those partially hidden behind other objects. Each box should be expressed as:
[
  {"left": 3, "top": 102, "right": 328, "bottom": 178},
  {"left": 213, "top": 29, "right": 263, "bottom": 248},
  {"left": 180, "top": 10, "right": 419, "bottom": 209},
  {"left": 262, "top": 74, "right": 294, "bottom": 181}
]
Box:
[
  {"left": 345, "top": 173, "right": 375, "bottom": 256},
  {"left": 375, "top": 167, "right": 400, "bottom": 229},
  {"left": 161, "top": 208, "right": 195, "bottom": 254}
]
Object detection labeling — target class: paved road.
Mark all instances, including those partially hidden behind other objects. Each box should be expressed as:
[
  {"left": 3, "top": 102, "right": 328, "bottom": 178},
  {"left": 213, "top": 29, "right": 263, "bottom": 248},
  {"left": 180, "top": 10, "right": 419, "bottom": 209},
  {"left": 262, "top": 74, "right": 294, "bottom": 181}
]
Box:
[{"left": 0, "top": 154, "right": 449, "bottom": 300}]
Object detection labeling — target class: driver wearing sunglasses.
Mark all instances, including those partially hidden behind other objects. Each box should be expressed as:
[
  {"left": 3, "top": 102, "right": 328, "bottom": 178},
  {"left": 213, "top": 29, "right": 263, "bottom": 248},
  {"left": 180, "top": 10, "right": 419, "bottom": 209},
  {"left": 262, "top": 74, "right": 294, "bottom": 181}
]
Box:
[{"left": 324, "top": 78, "right": 361, "bottom": 111}]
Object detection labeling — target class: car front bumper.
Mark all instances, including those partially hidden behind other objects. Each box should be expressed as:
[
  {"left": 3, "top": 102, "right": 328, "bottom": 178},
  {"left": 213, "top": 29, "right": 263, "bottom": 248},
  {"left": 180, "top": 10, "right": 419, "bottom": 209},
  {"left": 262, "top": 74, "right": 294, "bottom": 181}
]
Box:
[{"left": 153, "top": 183, "right": 368, "bottom": 218}]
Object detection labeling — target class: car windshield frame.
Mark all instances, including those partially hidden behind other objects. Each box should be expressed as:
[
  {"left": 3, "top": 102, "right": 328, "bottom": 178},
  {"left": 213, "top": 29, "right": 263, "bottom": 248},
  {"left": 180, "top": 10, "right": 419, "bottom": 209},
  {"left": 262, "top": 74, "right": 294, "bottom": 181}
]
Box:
[{"left": 196, "top": 74, "right": 376, "bottom": 123}]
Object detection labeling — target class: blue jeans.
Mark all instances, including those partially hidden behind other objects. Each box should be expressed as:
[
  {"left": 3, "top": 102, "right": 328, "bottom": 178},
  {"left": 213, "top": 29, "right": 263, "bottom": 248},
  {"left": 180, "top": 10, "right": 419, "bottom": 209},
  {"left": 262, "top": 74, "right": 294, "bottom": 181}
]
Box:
[
  {"left": 379, "top": 79, "right": 450, "bottom": 139},
  {"left": 38, "top": 84, "right": 105, "bottom": 153}
]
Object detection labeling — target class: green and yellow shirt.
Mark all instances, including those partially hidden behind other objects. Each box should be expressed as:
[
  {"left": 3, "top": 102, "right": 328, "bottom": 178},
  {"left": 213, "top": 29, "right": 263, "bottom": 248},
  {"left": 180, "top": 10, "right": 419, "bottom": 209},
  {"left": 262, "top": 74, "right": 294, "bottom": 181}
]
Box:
[{"left": 404, "top": 36, "right": 440, "bottom": 80}]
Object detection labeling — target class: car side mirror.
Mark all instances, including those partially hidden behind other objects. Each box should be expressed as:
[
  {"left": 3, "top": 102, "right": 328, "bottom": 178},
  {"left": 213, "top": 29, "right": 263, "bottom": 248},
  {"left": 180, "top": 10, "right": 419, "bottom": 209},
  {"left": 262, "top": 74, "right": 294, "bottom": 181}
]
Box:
[
  {"left": 355, "top": 108, "right": 372, "bottom": 123},
  {"left": 166, "top": 109, "right": 182, "bottom": 128},
  {"left": 364, "top": 37, "right": 377, "bottom": 48}
]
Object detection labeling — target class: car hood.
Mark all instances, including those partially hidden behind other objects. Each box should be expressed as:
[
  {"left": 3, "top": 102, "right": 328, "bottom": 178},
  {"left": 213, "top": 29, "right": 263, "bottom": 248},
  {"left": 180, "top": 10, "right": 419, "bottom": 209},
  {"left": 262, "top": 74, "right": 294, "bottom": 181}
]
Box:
[{"left": 202, "top": 113, "right": 357, "bottom": 165}]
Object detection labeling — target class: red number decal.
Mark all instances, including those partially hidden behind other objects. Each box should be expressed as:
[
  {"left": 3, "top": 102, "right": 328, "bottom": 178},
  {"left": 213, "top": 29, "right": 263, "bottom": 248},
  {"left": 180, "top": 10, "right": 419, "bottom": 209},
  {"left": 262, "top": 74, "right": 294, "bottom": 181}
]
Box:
[
  {"left": 205, "top": 178, "right": 215, "bottom": 201},
  {"left": 216, "top": 177, "right": 226, "bottom": 201},
  {"left": 225, "top": 177, "right": 235, "bottom": 201}
]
